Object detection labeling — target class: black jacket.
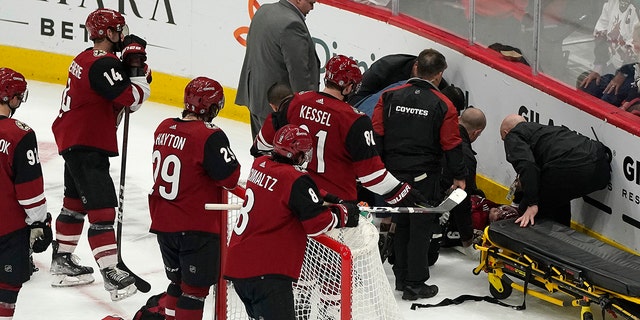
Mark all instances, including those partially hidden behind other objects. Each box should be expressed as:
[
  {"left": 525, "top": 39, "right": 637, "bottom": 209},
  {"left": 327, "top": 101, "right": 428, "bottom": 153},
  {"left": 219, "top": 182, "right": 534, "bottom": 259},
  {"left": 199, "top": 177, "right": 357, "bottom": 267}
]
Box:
[
  {"left": 504, "top": 122, "right": 605, "bottom": 208},
  {"left": 373, "top": 78, "right": 466, "bottom": 179},
  {"left": 442, "top": 125, "right": 482, "bottom": 195}
]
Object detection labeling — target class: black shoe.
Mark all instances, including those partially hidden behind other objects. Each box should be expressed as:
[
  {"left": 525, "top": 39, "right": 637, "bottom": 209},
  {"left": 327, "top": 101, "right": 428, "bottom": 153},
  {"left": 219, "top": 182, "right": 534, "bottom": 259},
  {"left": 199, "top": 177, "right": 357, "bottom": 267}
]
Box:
[{"left": 402, "top": 284, "right": 439, "bottom": 300}]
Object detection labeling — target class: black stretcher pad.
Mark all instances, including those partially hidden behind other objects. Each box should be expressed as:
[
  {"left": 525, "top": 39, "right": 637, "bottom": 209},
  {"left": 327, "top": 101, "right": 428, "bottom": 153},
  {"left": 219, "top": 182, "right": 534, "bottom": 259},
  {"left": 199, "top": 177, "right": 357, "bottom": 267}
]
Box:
[{"left": 488, "top": 219, "right": 640, "bottom": 297}]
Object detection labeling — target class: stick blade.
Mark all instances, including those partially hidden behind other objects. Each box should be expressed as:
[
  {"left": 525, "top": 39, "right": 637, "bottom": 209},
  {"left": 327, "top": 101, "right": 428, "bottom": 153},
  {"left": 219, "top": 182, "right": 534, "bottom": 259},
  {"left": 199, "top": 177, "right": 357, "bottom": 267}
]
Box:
[
  {"left": 117, "top": 261, "right": 151, "bottom": 293},
  {"left": 437, "top": 188, "right": 467, "bottom": 212}
]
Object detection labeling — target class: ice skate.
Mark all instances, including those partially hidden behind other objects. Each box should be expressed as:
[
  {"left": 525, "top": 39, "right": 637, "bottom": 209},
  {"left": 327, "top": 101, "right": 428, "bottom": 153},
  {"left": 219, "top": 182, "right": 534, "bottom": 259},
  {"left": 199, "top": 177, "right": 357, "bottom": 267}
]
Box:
[
  {"left": 101, "top": 266, "right": 137, "bottom": 301},
  {"left": 50, "top": 241, "right": 95, "bottom": 287}
]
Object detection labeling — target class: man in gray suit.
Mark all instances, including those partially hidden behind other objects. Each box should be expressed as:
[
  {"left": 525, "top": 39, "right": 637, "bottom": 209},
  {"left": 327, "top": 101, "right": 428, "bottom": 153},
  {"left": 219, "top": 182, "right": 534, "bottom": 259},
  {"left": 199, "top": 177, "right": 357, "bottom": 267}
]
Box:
[{"left": 236, "top": 0, "right": 321, "bottom": 140}]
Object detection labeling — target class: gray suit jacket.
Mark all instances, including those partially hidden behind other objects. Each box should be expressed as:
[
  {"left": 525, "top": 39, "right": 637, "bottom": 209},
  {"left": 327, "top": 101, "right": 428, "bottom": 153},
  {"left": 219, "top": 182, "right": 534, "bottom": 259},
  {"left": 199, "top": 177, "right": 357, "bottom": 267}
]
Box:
[{"left": 235, "top": 0, "right": 320, "bottom": 119}]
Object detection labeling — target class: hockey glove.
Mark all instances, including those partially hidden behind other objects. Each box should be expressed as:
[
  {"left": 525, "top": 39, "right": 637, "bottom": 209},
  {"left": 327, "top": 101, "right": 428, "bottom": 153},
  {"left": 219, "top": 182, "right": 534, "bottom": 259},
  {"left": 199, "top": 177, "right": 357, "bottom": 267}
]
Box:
[
  {"left": 121, "top": 35, "right": 152, "bottom": 83},
  {"left": 30, "top": 212, "right": 52, "bottom": 253},
  {"left": 330, "top": 203, "right": 360, "bottom": 228},
  {"left": 383, "top": 182, "right": 427, "bottom": 207},
  {"left": 122, "top": 34, "right": 147, "bottom": 64}
]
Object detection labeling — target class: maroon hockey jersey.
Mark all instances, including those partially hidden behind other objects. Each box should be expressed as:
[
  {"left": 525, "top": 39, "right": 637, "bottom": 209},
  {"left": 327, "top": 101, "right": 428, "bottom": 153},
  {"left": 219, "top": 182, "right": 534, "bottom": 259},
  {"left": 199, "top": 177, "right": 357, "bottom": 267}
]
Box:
[
  {"left": 149, "top": 118, "right": 240, "bottom": 233},
  {"left": 52, "top": 48, "right": 149, "bottom": 156},
  {"left": 253, "top": 91, "right": 400, "bottom": 201},
  {"left": 0, "top": 117, "right": 47, "bottom": 236},
  {"left": 225, "top": 155, "right": 338, "bottom": 280}
]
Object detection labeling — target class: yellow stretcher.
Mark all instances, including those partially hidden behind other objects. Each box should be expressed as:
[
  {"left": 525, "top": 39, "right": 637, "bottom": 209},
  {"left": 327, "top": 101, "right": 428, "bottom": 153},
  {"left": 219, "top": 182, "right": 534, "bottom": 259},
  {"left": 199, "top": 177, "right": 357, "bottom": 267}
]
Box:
[{"left": 473, "top": 219, "right": 640, "bottom": 320}]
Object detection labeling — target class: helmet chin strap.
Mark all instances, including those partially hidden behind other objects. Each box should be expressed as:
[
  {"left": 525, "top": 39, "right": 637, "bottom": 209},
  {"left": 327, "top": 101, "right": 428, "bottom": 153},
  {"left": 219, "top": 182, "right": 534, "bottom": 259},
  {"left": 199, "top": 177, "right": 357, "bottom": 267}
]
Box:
[
  {"left": 9, "top": 105, "right": 18, "bottom": 118},
  {"left": 341, "top": 86, "right": 353, "bottom": 102},
  {"left": 109, "top": 37, "right": 124, "bottom": 52}
]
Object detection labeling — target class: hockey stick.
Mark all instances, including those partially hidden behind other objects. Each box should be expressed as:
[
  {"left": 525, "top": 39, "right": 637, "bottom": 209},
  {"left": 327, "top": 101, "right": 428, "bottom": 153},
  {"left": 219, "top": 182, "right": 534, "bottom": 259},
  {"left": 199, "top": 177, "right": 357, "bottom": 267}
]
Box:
[
  {"left": 116, "top": 108, "right": 151, "bottom": 293},
  {"left": 205, "top": 203, "right": 243, "bottom": 210},
  {"left": 360, "top": 188, "right": 467, "bottom": 215},
  {"left": 204, "top": 188, "right": 467, "bottom": 213}
]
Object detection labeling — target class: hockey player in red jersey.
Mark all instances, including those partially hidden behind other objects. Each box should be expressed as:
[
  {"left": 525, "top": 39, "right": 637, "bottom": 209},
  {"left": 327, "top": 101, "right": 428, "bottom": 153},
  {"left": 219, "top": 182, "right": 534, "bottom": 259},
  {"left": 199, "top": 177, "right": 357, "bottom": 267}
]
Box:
[
  {"left": 50, "top": 8, "right": 151, "bottom": 301},
  {"left": 252, "top": 54, "right": 426, "bottom": 207},
  {"left": 149, "top": 77, "right": 241, "bottom": 320},
  {"left": 226, "top": 124, "right": 360, "bottom": 320},
  {"left": 0, "top": 67, "right": 52, "bottom": 318}
]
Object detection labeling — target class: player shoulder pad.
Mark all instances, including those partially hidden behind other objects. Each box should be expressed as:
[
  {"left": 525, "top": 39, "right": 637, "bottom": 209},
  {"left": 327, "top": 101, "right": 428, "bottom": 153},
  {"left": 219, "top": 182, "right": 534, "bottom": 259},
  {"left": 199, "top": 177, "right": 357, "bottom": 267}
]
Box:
[
  {"left": 349, "top": 105, "right": 365, "bottom": 115},
  {"left": 93, "top": 49, "right": 109, "bottom": 57},
  {"left": 205, "top": 122, "right": 220, "bottom": 130},
  {"left": 293, "top": 165, "right": 308, "bottom": 173},
  {"left": 14, "top": 119, "right": 31, "bottom": 131}
]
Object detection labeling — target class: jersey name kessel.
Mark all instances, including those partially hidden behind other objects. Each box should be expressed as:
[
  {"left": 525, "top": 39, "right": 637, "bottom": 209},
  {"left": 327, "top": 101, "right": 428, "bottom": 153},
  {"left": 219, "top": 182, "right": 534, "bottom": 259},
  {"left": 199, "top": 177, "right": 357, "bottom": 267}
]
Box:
[
  {"left": 299, "top": 104, "right": 332, "bottom": 126},
  {"left": 247, "top": 166, "right": 278, "bottom": 192},
  {"left": 154, "top": 133, "right": 186, "bottom": 150}
]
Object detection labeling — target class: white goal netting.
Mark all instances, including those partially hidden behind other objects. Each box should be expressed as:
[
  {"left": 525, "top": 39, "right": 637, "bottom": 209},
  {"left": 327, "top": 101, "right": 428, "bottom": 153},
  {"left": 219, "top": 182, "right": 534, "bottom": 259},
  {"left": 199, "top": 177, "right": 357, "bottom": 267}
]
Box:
[{"left": 217, "top": 192, "right": 402, "bottom": 320}]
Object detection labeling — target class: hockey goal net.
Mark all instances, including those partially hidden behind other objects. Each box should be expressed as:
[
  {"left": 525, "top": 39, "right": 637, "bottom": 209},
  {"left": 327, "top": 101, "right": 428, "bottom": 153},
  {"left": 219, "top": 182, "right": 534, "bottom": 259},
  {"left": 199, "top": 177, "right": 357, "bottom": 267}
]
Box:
[{"left": 213, "top": 187, "right": 402, "bottom": 320}]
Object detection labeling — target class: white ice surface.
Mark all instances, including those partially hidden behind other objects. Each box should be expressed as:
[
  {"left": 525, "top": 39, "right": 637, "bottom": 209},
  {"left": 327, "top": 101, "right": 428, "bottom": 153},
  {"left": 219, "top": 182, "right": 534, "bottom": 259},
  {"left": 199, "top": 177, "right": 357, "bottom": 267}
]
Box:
[{"left": 14, "top": 80, "right": 580, "bottom": 319}]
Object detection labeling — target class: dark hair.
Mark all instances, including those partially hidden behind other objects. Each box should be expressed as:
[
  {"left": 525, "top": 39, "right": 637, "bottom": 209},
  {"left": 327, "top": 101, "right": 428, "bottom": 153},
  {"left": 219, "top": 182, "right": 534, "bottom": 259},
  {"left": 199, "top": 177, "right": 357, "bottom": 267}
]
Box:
[
  {"left": 416, "top": 49, "right": 447, "bottom": 78},
  {"left": 267, "top": 82, "right": 293, "bottom": 106},
  {"left": 440, "top": 84, "right": 466, "bottom": 113}
]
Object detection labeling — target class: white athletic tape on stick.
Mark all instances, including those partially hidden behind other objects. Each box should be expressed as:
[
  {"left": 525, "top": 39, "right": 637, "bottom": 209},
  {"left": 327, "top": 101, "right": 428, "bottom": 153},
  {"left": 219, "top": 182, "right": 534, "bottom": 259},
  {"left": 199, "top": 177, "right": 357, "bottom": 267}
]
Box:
[{"left": 204, "top": 203, "right": 243, "bottom": 210}]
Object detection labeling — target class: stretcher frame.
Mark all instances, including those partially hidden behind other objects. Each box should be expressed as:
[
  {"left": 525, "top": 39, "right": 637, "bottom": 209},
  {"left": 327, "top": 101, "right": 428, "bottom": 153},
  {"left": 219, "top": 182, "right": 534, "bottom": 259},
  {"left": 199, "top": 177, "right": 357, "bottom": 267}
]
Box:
[{"left": 473, "top": 222, "right": 640, "bottom": 320}]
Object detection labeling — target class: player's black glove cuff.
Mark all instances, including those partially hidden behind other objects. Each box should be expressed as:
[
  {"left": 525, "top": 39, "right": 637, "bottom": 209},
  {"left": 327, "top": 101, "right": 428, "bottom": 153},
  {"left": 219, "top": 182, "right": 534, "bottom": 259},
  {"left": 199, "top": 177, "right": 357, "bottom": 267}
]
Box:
[
  {"left": 323, "top": 193, "right": 343, "bottom": 204},
  {"left": 330, "top": 203, "right": 360, "bottom": 228},
  {"left": 30, "top": 212, "right": 53, "bottom": 253}
]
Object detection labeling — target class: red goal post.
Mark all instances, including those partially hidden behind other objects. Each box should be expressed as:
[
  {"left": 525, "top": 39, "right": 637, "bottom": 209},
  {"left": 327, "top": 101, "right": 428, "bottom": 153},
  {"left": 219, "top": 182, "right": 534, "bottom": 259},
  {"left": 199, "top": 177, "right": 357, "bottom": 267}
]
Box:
[{"left": 212, "top": 186, "right": 402, "bottom": 320}]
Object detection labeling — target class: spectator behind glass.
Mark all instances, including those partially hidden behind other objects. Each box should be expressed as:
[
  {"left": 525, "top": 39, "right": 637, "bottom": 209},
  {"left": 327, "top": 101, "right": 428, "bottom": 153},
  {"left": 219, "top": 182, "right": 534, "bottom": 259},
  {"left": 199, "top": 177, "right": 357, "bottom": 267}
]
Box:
[
  {"left": 578, "top": 0, "right": 640, "bottom": 106},
  {"left": 619, "top": 23, "right": 640, "bottom": 112},
  {"left": 461, "top": 0, "right": 528, "bottom": 48}
]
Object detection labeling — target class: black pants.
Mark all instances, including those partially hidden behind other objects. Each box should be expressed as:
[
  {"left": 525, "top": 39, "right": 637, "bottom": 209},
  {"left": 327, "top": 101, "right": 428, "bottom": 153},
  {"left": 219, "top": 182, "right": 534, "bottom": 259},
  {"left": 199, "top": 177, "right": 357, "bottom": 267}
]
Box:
[
  {"left": 0, "top": 228, "right": 30, "bottom": 285},
  {"left": 63, "top": 150, "right": 117, "bottom": 210},
  {"left": 232, "top": 277, "right": 295, "bottom": 320},
  {"left": 446, "top": 196, "right": 473, "bottom": 244},
  {"left": 537, "top": 148, "right": 611, "bottom": 226},
  {"left": 156, "top": 232, "right": 220, "bottom": 288},
  {"left": 392, "top": 171, "right": 440, "bottom": 287}
]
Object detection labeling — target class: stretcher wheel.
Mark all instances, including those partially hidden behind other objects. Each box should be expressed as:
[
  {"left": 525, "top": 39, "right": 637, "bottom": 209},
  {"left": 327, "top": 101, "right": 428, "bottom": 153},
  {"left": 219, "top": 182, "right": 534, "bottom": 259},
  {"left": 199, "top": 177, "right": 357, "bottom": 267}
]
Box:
[
  {"left": 489, "top": 279, "right": 512, "bottom": 299},
  {"left": 581, "top": 311, "right": 593, "bottom": 320}
]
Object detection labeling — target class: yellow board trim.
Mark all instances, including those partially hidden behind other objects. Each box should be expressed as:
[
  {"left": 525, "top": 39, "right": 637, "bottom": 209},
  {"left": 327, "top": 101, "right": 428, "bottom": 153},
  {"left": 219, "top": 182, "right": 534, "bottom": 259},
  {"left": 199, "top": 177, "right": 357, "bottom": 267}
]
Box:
[{"left": 0, "top": 45, "right": 250, "bottom": 123}]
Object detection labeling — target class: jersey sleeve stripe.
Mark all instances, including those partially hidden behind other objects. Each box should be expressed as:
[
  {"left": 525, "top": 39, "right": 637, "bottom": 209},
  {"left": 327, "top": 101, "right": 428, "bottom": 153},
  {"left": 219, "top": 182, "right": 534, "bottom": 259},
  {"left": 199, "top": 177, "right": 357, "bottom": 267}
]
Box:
[
  {"left": 18, "top": 192, "right": 46, "bottom": 206},
  {"left": 255, "top": 130, "right": 273, "bottom": 151},
  {"left": 130, "top": 77, "right": 151, "bottom": 105},
  {"left": 359, "top": 169, "right": 400, "bottom": 195},
  {"left": 306, "top": 212, "right": 337, "bottom": 237},
  {"left": 24, "top": 203, "right": 48, "bottom": 225}
]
